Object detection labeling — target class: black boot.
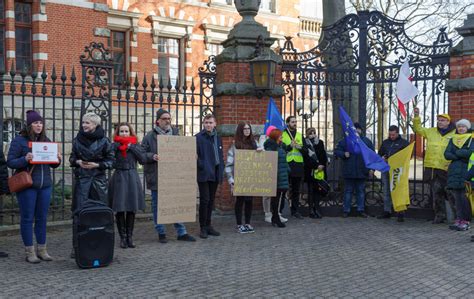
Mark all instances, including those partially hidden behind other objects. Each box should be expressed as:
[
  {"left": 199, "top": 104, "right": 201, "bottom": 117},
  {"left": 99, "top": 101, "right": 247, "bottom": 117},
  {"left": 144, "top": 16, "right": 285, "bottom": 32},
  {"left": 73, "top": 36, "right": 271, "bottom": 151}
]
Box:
[
  {"left": 125, "top": 212, "right": 136, "bottom": 248},
  {"left": 271, "top": 197, "right": 285, "bottom": 228},
  {"left": 115, "top": 213, "right": 127, "bottom": 249}
]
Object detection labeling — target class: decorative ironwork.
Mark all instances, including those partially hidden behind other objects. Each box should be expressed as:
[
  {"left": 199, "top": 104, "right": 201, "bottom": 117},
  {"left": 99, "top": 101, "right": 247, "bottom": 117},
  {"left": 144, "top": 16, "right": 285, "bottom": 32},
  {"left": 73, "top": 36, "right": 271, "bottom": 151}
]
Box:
[{"left": 280, "top": 10, "right": 452, "bottom": 218}]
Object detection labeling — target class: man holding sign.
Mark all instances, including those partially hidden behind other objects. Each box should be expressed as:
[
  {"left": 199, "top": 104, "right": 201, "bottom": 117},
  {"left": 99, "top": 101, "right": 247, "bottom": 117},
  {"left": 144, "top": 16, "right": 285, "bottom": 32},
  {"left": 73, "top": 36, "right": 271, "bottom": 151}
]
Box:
[{"left": 142, "top": 109, "right": 196, "bottom": 243}]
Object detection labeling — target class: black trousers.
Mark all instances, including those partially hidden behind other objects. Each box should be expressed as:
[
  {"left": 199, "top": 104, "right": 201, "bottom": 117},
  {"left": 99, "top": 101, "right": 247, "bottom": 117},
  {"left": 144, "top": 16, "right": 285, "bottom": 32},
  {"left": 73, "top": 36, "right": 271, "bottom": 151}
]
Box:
[
  {"left": 289, "top": 176, "right": 302, "bottom": 214},
  {"left": 198, "top": 181, "right": 219, "bottom": 228},
  {"left": 308, "top": 182, "right": 322, "bottom": 213},
  {"left": 235, "top": 196, "right": 253, "bottom": 225}
]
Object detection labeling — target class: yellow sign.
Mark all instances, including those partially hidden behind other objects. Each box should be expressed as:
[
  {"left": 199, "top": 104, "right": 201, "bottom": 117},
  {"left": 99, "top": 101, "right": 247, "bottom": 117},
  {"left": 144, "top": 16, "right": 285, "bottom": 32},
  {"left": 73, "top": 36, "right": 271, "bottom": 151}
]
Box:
[
  {"left": 233, "top": 150, "right": 278, "bottom": 197},
  {"left": 388, "top": 142, "right": 414, "bottom": 212}
]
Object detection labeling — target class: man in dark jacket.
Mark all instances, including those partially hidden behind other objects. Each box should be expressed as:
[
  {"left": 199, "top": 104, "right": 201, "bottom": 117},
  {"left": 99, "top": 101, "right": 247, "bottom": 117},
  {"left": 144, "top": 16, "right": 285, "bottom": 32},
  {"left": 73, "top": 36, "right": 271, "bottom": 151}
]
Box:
[
  {"left": 196, "top": 114, "right": 224, "bottom": 239},
  {"left": 0, "top": 152, "right": 9, "bottom": 257},
  {"left": 142, "top": 109, "right": 196, "bottom": 243},
  {"left": 335, "top": 123, "right": 373, "bottom": 218},
  {"left": 377, "top": 125, "right": 409, "bottom": 221}
]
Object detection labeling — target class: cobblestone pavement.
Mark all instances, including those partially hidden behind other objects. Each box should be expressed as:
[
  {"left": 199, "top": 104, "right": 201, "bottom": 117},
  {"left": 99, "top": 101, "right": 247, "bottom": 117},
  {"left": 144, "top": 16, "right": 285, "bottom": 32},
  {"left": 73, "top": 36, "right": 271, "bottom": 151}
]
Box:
[{"left": 1, "top": 215, "right": 473, "bottom": 298}]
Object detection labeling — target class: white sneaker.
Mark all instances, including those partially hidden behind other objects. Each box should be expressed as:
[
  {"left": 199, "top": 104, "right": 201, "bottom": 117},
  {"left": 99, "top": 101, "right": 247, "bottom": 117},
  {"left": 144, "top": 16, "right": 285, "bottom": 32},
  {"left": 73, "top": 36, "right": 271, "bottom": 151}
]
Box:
[
  {"left": 279, "top": 213, "right": 288, "bottom": 223},
  {"left": 264, "top": 213, "right": 272, "bottom": 223}
]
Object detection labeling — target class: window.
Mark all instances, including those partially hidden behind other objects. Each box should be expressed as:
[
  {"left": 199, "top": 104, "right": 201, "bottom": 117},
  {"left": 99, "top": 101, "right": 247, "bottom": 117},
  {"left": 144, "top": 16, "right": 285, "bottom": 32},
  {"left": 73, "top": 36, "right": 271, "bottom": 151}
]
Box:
[
  {"left": 15, "top": 1, "right": 32, "bottom": 73},
  {"left": 209, "top": 43, "right": 223, "bottom": 56},
  {"left": 300, "top": 0, "right": 323, "bottom": 19},
  {"left": 0, "top": 0, "right": 5, "bottom": 71},
  {"left": 260, "top": 0, "right": 275, "bottom": 12},
  {"left": 158, "top": 37, "right": 180, "bottom": 87},
  {"left": 108, "top": 31, "right": 126, "bottom": 85}
]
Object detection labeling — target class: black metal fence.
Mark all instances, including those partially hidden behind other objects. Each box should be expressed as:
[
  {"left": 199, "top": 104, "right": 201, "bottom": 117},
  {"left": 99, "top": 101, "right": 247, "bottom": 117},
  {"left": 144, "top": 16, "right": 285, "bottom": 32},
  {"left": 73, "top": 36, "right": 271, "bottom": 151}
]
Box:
[
  {"left": 0, "top": 42, "right": 216, "bottom": 226},
  {"left": 280, "top": 11, "right": 452, "bottom": 218}
]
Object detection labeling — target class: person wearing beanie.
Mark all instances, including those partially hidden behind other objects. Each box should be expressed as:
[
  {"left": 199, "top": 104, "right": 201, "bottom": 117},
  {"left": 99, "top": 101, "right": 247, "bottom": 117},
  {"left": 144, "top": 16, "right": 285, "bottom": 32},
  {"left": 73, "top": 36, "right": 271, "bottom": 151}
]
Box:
[
  {"left": 413, "top": 107, "right": 456, "bottom": 224},
  {"left": 141, "top": 109, "right": 196, "bottom": 243},
  {"left": 444, "top": 119, "right": 473, "bottom": 231},
  {"left": 7, "top": 110, "right": 62, "bottom": 263}
]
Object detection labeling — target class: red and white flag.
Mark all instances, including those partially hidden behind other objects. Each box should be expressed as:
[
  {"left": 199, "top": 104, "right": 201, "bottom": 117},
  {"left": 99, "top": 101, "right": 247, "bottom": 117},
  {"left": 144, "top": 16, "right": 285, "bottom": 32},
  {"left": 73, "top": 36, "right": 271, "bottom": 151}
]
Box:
[{"left": 396, "top": 61, "right": 419, "bottom": 118}]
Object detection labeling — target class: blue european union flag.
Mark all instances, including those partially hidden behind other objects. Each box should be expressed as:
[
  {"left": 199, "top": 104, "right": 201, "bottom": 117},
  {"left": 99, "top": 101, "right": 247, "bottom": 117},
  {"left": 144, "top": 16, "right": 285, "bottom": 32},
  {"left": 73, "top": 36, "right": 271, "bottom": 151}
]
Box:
[
  {"left": 263, "top": 98, "right": 286, "bottom": 133},
  {"left": 338, "top": 106, "right": 390, "bottom": 172}
]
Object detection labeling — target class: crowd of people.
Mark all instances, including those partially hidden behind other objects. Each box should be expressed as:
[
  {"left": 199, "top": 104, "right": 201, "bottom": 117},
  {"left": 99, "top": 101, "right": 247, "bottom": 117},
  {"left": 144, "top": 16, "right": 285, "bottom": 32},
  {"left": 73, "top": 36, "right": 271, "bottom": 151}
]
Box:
[{"left": 0, "top": 107, "right": 473, "bottom": 263}]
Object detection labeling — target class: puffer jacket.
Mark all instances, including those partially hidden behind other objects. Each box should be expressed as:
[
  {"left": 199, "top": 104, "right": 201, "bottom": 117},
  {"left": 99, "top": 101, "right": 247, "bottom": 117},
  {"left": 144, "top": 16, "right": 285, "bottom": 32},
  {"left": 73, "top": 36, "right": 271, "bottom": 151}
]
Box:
[
  {"left": 413, "top": 116, "right": 456, "bottom": 171},
  {"left": 141, "top": 126, "right": 179, "bottom": 191},
  {"left": 264, "top": 138, "right": 290, "bottom": 190},
  {"left": 69, "top": 128, "right": 114, "bottom": 211},
  {"left": 444, "top": 133, "right": 473, "bottom": 189},
  {"left": 0, "top": 152, "right": 10, "bottom": 194},
  {"left": 334, "top": 137, "right": 374, "bottom": 179},
  {"left": 7, "top": 135, "right": 60, "bottom": 189}
]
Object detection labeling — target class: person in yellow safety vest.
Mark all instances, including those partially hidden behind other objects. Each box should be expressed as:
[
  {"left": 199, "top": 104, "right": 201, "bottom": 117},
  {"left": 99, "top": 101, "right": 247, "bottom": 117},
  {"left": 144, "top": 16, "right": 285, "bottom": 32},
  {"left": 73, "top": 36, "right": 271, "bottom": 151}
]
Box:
[
  {"left": 465, "top": 150, "right": 474, "bottom": 242},
  {"left": 282, "top": 116, "right": 306, "bottom": 219},
  {"left": 444, "top": 119, "right": 473, "bottom": 231},
  {"left": 413, "top": 107, "right": 456, "bottom": 224}
]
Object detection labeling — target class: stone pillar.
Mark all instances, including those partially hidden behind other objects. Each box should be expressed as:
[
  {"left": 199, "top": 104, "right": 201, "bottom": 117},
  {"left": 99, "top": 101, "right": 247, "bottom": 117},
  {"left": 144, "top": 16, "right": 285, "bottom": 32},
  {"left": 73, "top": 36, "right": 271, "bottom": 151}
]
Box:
[
  {"left": 447, "top": 14, "right": 474, "bottom": 121},
  {"left": 213, "top": 0, "right": 284, "bottom": 212}
]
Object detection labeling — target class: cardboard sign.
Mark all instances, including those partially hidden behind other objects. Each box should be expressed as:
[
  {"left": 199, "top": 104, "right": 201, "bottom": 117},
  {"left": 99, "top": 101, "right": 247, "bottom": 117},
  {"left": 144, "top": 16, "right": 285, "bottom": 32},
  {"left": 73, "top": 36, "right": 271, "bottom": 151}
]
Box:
[
  {"left": 157, "top": 136, "right": 197, "bottom": 224},
  {"left": 233, "top": 149, "right": 278, "bottom": 197}
]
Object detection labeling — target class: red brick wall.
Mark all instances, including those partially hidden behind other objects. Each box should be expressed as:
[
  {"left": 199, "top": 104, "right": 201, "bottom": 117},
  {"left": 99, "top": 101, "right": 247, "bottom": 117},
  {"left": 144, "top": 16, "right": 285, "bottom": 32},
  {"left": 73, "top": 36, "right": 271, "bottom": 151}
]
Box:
[{"left": 448, "top": 55, "right": 474, "bottom": 121}]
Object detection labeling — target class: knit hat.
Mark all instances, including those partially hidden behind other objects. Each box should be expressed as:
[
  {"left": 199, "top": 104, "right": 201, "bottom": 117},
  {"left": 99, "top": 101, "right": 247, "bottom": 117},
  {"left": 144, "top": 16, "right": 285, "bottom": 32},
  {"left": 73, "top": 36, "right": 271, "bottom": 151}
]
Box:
[
  {"left": 26, "top": 110, "right": 43, "bottom": 126},
  {"left": 456, "top": 119, "right": 471, "bottom": 130},
  {"left": 156, "top": 108, "right": 170, "bottom": 120},
  {"left": 437, "top": 113, "right": 451, "bottom": 122},
  {"left": 265, "top": 125, "right": 277, "bottom": 137},
  {"left": 353, "top": 122, "right": 362, "bottom": 130}
]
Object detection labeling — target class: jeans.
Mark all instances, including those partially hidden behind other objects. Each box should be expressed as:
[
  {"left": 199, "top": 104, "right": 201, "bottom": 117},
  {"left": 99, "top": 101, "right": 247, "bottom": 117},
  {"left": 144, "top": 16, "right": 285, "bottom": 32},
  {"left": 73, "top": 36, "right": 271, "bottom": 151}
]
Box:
[
  {"left": 151, "top": 191, "right": 187, "bottom": 237},
  {"left": 343, "top": 179, "right": 366, "bottom": 213},
  {"left": 381, "top": 172, "right": 392, "bottom": 213},
  {"left": 449, "top": 189, "right": 472, "bottom": 222},
  {"left": 17, "top": 186, "right": 52, "bottom": 246},
  {"left": 198, "top": 181, "right": 218, "bottom": 228},
  {"left": 289, "top": 176, "right": 302, "bottom": 214}
]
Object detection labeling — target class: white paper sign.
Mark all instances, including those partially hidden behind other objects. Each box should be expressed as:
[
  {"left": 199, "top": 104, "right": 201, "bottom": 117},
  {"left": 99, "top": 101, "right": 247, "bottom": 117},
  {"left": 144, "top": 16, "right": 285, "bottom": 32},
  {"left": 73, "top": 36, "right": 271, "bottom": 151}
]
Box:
[{"left": 31, "top": 142, "right": 59, "bottom": 164}]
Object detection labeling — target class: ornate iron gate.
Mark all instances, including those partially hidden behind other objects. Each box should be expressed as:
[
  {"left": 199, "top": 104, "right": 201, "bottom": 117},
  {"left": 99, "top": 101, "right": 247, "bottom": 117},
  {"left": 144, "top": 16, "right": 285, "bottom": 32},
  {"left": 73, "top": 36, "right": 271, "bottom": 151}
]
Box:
[{"left": 280, "top": 11, "right": 452, "bottom": 218}]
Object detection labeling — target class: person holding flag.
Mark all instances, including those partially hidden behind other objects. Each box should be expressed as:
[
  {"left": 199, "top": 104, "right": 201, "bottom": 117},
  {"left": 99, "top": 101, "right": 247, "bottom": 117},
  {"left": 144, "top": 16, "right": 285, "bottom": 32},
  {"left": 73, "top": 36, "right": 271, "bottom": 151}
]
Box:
[
  {"left": 377, "top": 125, "right": 409, "bottom": 221},
  {"left": 335, "top": 122, "right": 374, "bottom": 218},
  {"left": 282, "top": 116, "right": 306, "bottom": 219},
  {"left": 444, "top": 119, "right": 473, "bottom": 231},
  {"left": 413, "top": 107, "right": 456, "bottom": 224}
]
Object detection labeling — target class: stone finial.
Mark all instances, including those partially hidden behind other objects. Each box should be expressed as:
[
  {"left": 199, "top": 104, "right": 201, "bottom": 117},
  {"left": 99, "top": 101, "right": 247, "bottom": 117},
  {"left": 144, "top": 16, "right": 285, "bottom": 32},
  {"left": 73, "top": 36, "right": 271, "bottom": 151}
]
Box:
[{"left": 454, "top": 13, "right": 474, "bottom": 55}]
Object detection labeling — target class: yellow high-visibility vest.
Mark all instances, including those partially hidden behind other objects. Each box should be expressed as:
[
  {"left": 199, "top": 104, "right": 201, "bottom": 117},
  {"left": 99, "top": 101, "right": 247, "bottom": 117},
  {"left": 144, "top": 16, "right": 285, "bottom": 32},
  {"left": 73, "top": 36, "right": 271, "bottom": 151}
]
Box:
[
  {"left": 282, "top": 130, "right": 304, "bottom": 163},
  {"left": 468, "top": 152, "right": 474, "bottom": 182}
]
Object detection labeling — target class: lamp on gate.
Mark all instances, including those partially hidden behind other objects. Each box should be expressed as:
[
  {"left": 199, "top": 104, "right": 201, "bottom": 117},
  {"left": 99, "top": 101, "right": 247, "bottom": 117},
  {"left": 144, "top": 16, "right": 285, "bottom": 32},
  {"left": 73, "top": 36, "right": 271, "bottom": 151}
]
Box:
[
  {"left": 249, "top": 35, "right": 277, "bottom": 98},
  {"left": 296, "top": 99, "right": 319, "bottom": 130}
]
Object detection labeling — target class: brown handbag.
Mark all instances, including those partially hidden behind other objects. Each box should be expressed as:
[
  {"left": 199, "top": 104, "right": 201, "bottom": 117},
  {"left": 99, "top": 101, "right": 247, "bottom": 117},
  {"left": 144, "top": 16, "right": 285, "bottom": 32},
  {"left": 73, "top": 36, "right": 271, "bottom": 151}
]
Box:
[{"left": 8, "top": 166, "right": 35, "bottom": 193}]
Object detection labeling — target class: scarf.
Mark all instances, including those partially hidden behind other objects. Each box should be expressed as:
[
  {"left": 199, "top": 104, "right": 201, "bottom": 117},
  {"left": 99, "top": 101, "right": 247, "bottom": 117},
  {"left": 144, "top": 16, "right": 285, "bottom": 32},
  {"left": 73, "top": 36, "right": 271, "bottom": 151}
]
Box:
[
  {"left": 154, "top": 125, "right": 173, "bottom": 136},
  {"left": 207, "top": 129, "right": 220, "bottom": 166},
  {"left": 452, "top": 133, "right": 471, "bottom": 149},
  {"left": 438, "top": 123, "right": 456, "bottom": 136},
  {"left": 76, "top": 126, "right": 105, "bottom": 147},
  {"left": 114, "top": 136, "right": 137, "bottom": 157}
]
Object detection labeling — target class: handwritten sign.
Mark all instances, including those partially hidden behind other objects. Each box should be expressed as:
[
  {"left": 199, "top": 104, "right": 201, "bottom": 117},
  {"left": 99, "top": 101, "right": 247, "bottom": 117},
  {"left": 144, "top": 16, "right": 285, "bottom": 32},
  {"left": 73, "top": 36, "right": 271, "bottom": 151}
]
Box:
[
  {"left": 157, "top": 136, "right": 197, "bottom": 224},
  {"left": 233, "top": 149, "right": 278, "bottom": 197}
]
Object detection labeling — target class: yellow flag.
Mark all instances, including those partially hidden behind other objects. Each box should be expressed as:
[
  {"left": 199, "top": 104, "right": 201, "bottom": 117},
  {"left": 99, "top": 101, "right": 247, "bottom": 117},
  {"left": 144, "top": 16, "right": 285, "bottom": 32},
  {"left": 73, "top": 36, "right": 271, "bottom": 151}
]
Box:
[{"left": 388, "top": 142, "right": 414, "bottom": 212}]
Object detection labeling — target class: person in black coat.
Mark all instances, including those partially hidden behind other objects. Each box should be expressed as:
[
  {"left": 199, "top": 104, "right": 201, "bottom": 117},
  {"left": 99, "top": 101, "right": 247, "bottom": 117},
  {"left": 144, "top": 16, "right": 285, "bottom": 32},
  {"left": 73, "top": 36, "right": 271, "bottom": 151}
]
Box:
[
  {"left": 109, "top": 122, "right": 146, "bottom": 249},
  {"left": 69, "top": 112, "right": 114, "bottom": 212},
  {"left": 377, "top": 125, "right": 409, "bottom": 221},
  {"left": 0, "top": 152, "right": 9, "bottom": 258},
  {"left": 196, "top": 114, "right": 224, "bottom": 239},
  {"left": 303, "top": 127, "right": 328, "bottom": 219}
]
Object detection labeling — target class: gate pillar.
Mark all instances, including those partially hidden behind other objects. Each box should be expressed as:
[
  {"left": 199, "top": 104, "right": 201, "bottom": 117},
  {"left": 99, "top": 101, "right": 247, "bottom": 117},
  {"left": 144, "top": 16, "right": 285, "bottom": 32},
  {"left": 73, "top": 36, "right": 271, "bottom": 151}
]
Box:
[
  {"left": 447, "top": 14, "right": 474, "bottom": 121},
  {"left": 213, "top": 1, "right": 284, "bottom": 212}
]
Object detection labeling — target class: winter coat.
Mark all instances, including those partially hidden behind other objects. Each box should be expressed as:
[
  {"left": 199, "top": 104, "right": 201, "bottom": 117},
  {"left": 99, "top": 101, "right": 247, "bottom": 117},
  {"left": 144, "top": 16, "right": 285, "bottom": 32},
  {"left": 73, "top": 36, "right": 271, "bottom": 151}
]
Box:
[
  {"left": 141, "top": 126, "right": 179, "bottom": 191},
  {"left": 108, "top": 143, "right": 146, "bottom": 212},
  {"left": 335, "top": 136, "right": 374, "bottom": 179},
  {"left": 69, "top": 129, "right": 114, "bottom": 211},
  {"left": 0, "top": 152, "right": 10, "bottom": 194},
  {"left": 264, "top": 138, "right": 290, "bottom": 190},
  {"left": 225, "top": 140, "right": 258, "bottom": 185},
  {"left": 302, "top": 137, "right": 328, "bottom": 183},
  {"left": 413, "top": 116, "right": 456, "bottom": 171},
  {"left": 378, "top": 135, "right": 409, "bottom": 159},
  {"left": 196, "top": 129, "right": 224, "bottom": 183},
  {"left": 444, "top": 134, "right": 473, "bottom": 190},
  {"left": 7, "top": 135, "right": 60, "bottom": 189}
]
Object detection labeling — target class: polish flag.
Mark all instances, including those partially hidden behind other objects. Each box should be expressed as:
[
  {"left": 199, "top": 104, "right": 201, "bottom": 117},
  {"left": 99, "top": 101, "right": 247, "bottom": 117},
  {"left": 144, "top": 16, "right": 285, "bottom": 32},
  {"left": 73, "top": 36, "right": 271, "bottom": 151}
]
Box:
[{"left": 396, "top": 61, "right": 419, "bottom": 118}]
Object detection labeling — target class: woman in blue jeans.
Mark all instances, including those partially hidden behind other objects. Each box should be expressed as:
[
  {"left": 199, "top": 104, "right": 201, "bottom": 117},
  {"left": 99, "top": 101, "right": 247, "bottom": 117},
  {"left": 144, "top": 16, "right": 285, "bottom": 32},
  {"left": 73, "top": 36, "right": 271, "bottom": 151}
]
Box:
[{"left": 7, "top": 110, "right": 61, "bottom": 263}]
